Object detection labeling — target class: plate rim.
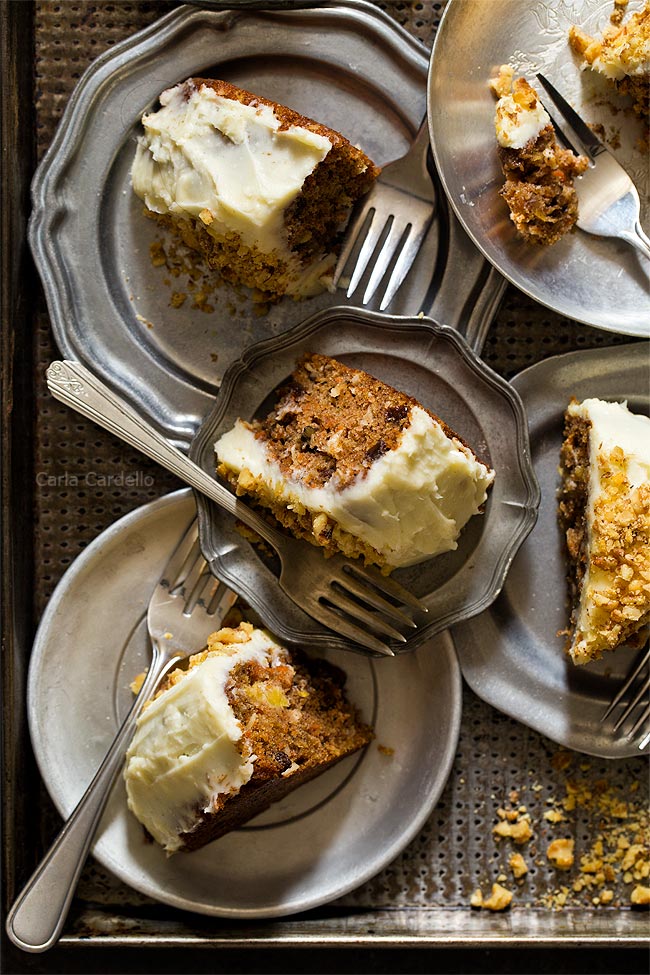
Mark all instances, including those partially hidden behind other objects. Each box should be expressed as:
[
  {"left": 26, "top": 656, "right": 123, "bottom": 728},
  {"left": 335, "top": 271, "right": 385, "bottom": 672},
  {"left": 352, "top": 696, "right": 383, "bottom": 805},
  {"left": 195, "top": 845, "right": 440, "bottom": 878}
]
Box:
[
  {"left": 27, "top": 487, "right": 464, "bottom": 918},
  {"left": 450, "top": 341, "right": 650, "bottom": 759}
]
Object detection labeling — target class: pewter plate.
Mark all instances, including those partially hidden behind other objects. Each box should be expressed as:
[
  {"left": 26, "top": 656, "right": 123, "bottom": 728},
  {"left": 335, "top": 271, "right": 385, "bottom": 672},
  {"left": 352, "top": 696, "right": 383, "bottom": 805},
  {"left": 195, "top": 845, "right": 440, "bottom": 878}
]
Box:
[
  {"left": 27, "top": 488, "right": 462, "bottom": 917},
  {"left": 190, "top": 306, "right": 540, "bottom": 655},
  {"left": 429, "top": 0, "right": 650, "bottom": 337},
  {"left": 451, "top": 343, "right": 650, "bottom": 759},
  {"left": 28, "top": 0, "right": 504, "bottom": 448}
]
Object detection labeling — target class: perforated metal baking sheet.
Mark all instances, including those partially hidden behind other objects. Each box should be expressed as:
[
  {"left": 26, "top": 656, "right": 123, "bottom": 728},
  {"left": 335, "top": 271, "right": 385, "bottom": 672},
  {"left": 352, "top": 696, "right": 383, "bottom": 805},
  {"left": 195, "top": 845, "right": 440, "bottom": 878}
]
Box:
[{"left": 5, "top": 0, "right": 646, "bottom": 953}]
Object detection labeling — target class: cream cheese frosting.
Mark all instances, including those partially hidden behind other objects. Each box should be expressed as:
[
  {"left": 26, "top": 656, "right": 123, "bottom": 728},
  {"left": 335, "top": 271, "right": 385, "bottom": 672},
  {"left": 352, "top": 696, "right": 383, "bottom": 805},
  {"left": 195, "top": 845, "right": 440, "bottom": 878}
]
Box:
[
  {"left": 124, "top": 627, "right": 283, "bottom": 853},
  {"left": 566, "top": 398, "right": 650, "bottom": 664},
  {"left": 215, "top": 405, "right": 495, "bottom": 567},
  {"left": 131, "top": 80, "right": 333, "bottom": 282},
  {"left": 494, "top": 89, "right": 550, "bottom": 149}
]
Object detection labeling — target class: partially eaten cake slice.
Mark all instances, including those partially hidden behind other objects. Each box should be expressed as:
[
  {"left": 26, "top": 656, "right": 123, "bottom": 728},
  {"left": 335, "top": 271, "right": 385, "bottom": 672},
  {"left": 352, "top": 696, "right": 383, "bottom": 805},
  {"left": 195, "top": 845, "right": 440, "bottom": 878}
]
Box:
[
  {"left": 214, "top": 353, "right": 495, "bottom": 569},
  {"left": 569, "top": 3, "right": 650, "bottom": 122},
  {"left": 131, "top": 78, "right": 379, "bottom": 300},
  {"left": 558, "top": 398, "right": 650, "bottom": 665},
  {"left": 124, "top": 623, "right": 372, "bottom": 853},
  {"left": 490, "top": 67, "right": 589, "bottom": 245}
]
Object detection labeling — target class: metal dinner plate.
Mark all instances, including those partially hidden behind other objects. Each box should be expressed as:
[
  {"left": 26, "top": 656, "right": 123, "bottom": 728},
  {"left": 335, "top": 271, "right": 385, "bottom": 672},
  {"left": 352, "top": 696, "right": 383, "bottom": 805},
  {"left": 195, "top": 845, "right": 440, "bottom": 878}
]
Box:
[
  {"left": 429, "top": 0, "right": 650, "bottom": 337},
  {"left": 27, "top": 489, "right": 462, "bottom": 918},
  {"left": 451, "top": 343, "right": 650, "bottom": 759},
  {"left": 190, "top": 306, "right": 540, "bottom": 655},
  {"left": 29, "top": 0, "right": 504, "bottom": 448}
]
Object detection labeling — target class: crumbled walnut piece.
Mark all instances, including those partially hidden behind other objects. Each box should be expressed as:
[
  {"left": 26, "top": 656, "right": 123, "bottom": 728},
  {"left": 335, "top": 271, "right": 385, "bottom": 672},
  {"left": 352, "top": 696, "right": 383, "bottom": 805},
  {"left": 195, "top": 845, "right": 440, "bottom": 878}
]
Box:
[
  {"left": 631, "top": 885, "right": 650, "bottom": 906},
  {"left": 130, "top": 670, "right": 146, "bottom": 695},
  {"left": 470, "top": 888, "right": 483, "bottom": 909},
  {"left": 544, "top": 809, "right": 566, "bottom": 823},
  {"left": 509, "top": 852, "right": 528, "bottom": 879},
  {"left": 493, "top": 818, "right": 533, "bottom": 844},
  {"left": 489, "top": 63, "right": 514, "bottom": 98},
  {"left": 547, "top": 838, "right": 575, "bottom": 870},
  {"left": 482, "top": 883, "right": 513, "bottom": 911}
]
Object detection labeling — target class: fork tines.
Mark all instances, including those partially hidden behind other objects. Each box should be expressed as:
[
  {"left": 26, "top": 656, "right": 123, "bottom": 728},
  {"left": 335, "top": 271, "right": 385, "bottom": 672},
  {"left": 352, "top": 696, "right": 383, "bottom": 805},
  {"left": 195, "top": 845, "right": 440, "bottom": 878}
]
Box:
[
  {"left": 321, "top": 562, "right": 429, "bottom": 657},
  {"left": 601, "top": 644, "right": 650, "bottom": 750}
]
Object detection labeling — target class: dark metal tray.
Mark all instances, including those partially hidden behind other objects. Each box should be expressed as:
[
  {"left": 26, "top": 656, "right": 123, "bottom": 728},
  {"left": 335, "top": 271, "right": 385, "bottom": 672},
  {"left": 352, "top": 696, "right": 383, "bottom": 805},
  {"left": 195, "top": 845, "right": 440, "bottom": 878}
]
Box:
[{"left": 2, "top": 2, "right": 647, "bottom": 970}]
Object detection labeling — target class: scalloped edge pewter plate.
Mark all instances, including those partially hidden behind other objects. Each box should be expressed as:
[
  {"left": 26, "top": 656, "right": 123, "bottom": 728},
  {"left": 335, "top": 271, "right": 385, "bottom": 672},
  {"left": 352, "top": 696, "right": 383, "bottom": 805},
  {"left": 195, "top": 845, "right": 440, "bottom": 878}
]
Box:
[
  {"left": 451, "top": 343, "right": 649, "bottom": 759},
  {"left": 28, "top": 0, "right": 505, "bottom": 447},
  {"left": 27, "top": 489, "right": 462, "bottom": 918},
  {"left": 429, "top": 0, "right": 650, "bottom": 337},
  {"left": 189, "top": 306, "right": 540, "bottom": 655}
]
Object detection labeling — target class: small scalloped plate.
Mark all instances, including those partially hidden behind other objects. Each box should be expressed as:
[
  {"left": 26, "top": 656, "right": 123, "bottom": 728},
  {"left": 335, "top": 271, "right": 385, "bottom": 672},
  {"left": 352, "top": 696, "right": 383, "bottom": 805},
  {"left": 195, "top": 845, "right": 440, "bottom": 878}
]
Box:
[{"left": 189, "top": 306, "right": 540, "bottom": 654}]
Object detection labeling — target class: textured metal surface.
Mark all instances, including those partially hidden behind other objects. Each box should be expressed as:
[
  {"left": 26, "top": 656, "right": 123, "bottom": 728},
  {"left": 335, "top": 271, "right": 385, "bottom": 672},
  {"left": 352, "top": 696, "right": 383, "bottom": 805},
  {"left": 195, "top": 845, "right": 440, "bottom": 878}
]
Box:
[
  {"left": 29, "top": 0, "right": 504, "bottom": 446},
  {"left": 23, "top": 0, "right": 648, "bottom": 947},
  {"left": 430, "top": 0, "right": 650, "bottom": 337},
  {"left": 191, "top": 306, "right": 539, "bottom": 653},
  {"left": 452, "top": 343, "right": 650, "bottom": 758},
  {"left": 28, "top": 489, "right": 462, "bottom": 918}
]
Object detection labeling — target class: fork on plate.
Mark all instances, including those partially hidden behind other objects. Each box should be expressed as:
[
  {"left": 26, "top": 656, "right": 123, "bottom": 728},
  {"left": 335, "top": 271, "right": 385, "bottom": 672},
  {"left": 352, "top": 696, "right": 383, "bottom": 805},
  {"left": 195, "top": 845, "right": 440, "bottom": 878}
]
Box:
[
  {"left": 536, "top": 73, "right": 650, "bottom": 263},
  {"left": 332, "top": 117, "right": 437, "bottom": 310},
  {"left": 6, "top": 521, "right": 237, "bottom": 953},
  {"left": 601, "top": 643, "right": 650, "bottom": 752},
  {"left": 46, "top": 360, "right": 428, "bottom": 657}
]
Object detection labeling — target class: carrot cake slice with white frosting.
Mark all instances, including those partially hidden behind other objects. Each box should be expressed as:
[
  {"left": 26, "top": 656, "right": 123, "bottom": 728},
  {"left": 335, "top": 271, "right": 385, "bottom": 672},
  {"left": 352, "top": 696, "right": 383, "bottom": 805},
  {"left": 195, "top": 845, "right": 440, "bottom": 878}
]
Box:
[
  {"left": 214, "top": 353, "right": 495, "bottom": 569},
  {"left": 131, "top": 78, "right": 379, "bottom": 301},
  {"left": 558, "top": 398, "right": 650, "bottom": 665},
  {"left": 124, "top": 622, "right": 371, "bottom": 853},
  {"left": 490, "top": 67, "right": 588, "bottom": 245}
]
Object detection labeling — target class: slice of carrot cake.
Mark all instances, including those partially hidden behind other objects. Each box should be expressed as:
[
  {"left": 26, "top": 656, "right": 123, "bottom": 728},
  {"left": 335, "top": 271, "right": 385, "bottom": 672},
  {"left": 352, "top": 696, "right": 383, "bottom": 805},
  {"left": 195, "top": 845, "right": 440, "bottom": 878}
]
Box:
[
  {"left": 569, "top": 3, "right": 650, "bottom": 121},
  {"left": 490, "top": 67, "right": 588, "bottom": 245},
  {"left": 214, "top": 353, "right": 495, "bottom": 569},
  {"left": 124, "top": 622, "right": 372, "bottom": 853},
  {"left": 558, "top": 397, "right": 650, "bottom": 665},
  {"left": 131, "top": 78, "right": 379, "bottom": 301}
]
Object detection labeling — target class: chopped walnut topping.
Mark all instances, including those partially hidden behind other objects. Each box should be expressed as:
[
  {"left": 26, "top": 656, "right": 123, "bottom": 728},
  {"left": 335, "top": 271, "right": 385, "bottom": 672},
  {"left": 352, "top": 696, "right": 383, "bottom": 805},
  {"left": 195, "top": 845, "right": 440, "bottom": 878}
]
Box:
[
  {"left": 493, "top": 817, "right": 533, "bottom": 844},
  {"left": 547, "top": 838, "right": 575, "bottom": 870},
  {"left": 631, "top": 885, "right": 650, "bottom": 906},
  {"left": 482, "top": 883, "right": 514, "bottom": 911},
  {"left": 509, "top": 853, "right": 528, "bottom": 879}
]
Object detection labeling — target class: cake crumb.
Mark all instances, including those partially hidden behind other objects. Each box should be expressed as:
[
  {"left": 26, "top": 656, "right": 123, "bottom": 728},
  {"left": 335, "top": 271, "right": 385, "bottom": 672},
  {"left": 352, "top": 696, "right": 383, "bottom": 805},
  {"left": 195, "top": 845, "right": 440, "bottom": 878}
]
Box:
[
  {"left": 377, "top": 744, "right": 394, "bottom": 756},
  {"left": 482, "top": 883, "right": 513, "bottom": 911},
  {"left": 493, "top": 817, "right": 533, "bottom": 844},
  {"left": 631, "top": 885, "right": 650, "bottom": 906},
  {"left": 130, "top": 671, "right": 146, "bottom": 695},
  {"left": 547, "top": 838, "right": 575, "bottom": 870},
  {"left": 509, "top": 853, "right": 528, "bottom": 879},
  {"left": 470, "top": 888, "right": 484, "bottom": 908}
]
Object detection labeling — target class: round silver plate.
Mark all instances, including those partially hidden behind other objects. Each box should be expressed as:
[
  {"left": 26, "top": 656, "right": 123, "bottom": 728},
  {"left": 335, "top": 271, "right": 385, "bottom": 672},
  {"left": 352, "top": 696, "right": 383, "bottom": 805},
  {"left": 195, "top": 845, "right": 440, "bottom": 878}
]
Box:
[
  {"left": 190, "top": 306, "right": 540, "bottom": 655},
  {"left": 27, "top": 488, "right": 462, "bottom": 917},
  {"left": 429, "top": 0, "right": 650, "bottom": 337},
  {"left": 451, "top": 342, "right": 650, "bottom": 759},
  {"left": 29, "top": 0, "right": 503, "bottom": 447}
]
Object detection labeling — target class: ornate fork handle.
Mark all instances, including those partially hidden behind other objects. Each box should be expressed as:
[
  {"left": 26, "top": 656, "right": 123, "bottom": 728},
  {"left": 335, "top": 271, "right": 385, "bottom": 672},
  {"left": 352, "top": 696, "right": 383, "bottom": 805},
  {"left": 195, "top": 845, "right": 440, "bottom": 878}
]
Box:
[
  {"left": 5, "top": 643, "right": 179, "bottom": 952},
  {"left": 46, "top": 361, "right": 288, "bottom": 553}
]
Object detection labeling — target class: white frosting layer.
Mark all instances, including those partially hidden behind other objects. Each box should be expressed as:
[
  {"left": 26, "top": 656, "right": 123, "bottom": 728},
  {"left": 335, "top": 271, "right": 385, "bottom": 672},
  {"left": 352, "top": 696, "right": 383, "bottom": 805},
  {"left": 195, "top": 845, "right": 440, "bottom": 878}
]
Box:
[
  {"left": 567, "top": 398, "right": 650, "bottom": 659},
  {"left": 124, "top": 628, "right": 282, "bottom": 853},
  {"left": 215, "top": 405, "right": 495, "bottom": 567},
  {"left": 591, "top": 32, "right": 650, "bottom": 79},
  {"left": 495, "top": 91, "right": 550, "bottom": 149},
  {"left": 131, "top": 81, "right": 335, "bottom": 294}
]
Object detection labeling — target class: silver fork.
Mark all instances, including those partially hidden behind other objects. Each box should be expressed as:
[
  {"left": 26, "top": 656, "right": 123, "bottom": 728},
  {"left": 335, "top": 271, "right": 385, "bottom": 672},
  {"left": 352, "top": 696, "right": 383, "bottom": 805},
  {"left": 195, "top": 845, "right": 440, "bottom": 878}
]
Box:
[
  {"left": 536, "top": 73, "right": 650, "bottom": 262},
  {"left": 46, "top": 360, "right": 428, "bottom": 657},
  {"left": 601, "top": 643, "right": 650, "bottom": 751},
  {"left": 6, "top": 522, "right": 237, "bottom": 953},
  {"left": 332, "top": 117, "right": 436, "bottom": 310}
]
